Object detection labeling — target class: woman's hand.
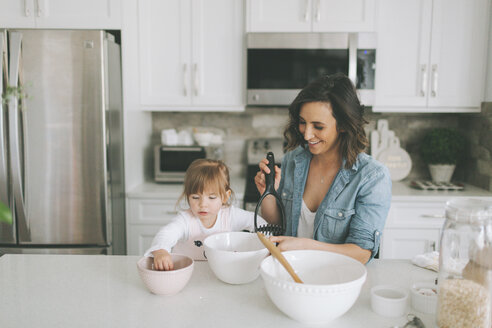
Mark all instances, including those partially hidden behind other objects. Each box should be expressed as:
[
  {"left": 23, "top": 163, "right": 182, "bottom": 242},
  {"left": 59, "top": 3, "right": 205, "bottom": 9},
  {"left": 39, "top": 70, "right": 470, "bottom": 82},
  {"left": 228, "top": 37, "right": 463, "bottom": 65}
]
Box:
[
  {"left": 254, "top": 158, "right": 281, "bottom": 195},
  {"left": 269, "top": 236, "right": 308, "bottom": 252},
  {"left": 152, "top": 249, "right": 174, "bottom": 271}
]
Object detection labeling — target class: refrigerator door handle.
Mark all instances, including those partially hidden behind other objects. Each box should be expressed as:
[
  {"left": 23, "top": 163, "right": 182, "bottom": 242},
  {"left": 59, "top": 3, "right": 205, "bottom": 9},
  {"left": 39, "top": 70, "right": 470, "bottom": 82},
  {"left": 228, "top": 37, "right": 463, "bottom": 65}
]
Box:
[
  {"left": 0, "top": 32, "right": 9, "bottom": 207},
  {"left": 8, "top": 31, "right": 30, "bottom": 241}
]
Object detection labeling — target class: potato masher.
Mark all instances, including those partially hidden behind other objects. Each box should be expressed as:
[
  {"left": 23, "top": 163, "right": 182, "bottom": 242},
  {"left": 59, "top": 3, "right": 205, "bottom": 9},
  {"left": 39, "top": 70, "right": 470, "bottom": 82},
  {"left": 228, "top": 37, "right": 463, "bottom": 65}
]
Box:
[{"left": 254, "top": 152, "right": 285, "bottom": 236}]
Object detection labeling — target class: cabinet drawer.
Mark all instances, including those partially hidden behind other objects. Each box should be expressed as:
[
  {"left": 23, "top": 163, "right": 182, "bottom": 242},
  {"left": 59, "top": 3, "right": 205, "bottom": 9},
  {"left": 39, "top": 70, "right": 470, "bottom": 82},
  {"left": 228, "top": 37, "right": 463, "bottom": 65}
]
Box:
[
  {"left": 128, "top": 199, "right": 178, "bottom": 224},
  {"left": 387, "top": 201, "right": 446, "bottom": 228},
  {"left": 380, "top": 228, "right": 441, "bottom": 259}
]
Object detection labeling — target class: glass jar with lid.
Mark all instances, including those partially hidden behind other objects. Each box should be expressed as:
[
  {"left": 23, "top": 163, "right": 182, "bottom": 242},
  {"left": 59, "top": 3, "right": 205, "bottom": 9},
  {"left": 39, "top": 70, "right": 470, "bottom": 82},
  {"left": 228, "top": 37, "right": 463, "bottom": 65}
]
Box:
[{"left": 437, "top": 198, "right": 492, "bottom": 328}]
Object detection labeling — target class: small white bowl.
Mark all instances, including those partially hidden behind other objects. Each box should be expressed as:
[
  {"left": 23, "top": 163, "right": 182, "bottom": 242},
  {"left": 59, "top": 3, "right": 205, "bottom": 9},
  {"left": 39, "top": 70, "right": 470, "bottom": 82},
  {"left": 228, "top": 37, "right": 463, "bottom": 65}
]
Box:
[
  {"left": 137, "top": 255, "right": 194, "bottom": 295},
  {"left": 411, "top": 282, "right": 438, "bottom": 314},
  {"left": 260, "top": 250, "right": 367, "bottom": 324},
  {"left": 371, "top": 285, "right": 409, "bottom": 317},
  {"left": 204, "top": 231, "right": 269, "bottom": 284}
]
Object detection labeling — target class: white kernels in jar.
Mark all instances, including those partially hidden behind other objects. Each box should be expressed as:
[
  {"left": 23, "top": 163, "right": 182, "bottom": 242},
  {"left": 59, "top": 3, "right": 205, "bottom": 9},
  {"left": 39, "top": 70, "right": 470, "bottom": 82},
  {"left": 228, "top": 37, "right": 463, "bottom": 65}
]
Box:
[{"left": 437, "top": 278, "right": 491, "bottom": 328}]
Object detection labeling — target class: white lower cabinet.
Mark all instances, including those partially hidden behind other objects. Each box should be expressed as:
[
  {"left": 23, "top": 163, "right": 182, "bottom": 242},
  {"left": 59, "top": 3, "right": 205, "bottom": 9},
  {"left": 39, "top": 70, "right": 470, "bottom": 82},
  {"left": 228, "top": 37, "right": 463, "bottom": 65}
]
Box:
[
  {"left": 126, "top": 198, "right": 178, "bottom": 255},
  {"left": 379, "top": 200, "right": 446, "bottom": 259},
  {"left": 380, "top": 228, "right": 441, "bottom": 260}
]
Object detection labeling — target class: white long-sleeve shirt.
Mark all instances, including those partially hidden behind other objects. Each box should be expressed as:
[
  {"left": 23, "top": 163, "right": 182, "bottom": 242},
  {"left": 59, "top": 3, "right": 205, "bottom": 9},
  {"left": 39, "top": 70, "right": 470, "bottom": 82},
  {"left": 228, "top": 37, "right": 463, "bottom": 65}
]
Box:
[{"left": 144, "top": 205, "right": 267, "bottom": 257}]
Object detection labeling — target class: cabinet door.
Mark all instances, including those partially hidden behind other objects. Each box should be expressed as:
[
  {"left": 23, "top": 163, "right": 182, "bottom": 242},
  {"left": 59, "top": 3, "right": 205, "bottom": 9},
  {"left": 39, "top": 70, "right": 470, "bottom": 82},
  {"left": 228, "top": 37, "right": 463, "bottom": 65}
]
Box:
[
  {"left": 191, "top": 0, "right": 243, "bottom": 107},
  {"left": 313, "top": 0, "right": 375, "bottom": 32},
  {"left": 0, "top": 0, "right": 36, "bottom": 28},
  {"left": 127, "top": 225, "right": 162, "bottom": 256},
  {"left": 138, "top": 0, "right": 192, "bottom": 107},
  {"left": 374, "top": 0, "right": 432, "bottom": 109},
  {"left": 128, "top": 198, "right": 178, "bottom": 225},
  {"left": 246, "top": 0, "right": 311, "bottom": 32},
  {"left": 34, "top": 0, "right": 121, "bottom": 28},
  {"left": 380, "top": 228, "right": 440, "bottom": 259},
  {"left": 427, "top": 0, "right": 489, "bottom": 109}
]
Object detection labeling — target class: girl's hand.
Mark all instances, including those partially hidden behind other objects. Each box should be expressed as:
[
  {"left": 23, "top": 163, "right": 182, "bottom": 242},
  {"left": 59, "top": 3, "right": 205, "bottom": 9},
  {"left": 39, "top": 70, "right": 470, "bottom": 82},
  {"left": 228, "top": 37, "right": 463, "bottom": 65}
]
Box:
[
  {"left": 152, "top": 249, "right": 174, "bottom": 271},
  {"left": 254, "top": 158, "right": 281, "bottom": 195},
  {"left": 269, "top": 236, "right": 307, "bottom": 252}
]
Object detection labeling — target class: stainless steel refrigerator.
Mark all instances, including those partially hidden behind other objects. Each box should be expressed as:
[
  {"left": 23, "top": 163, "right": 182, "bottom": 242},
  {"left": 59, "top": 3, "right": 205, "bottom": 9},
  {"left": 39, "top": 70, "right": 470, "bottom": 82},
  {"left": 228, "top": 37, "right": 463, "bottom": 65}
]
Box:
[{"left": 0, "top": 30, "right": 125, "bottom": 255}]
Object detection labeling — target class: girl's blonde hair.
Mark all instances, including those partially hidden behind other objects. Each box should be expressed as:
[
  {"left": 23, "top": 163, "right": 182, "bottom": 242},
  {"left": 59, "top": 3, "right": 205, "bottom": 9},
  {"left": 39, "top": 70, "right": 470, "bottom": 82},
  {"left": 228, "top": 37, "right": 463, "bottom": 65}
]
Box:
[{"left": 177, "top": 159, "right": 234, "bottom": 208}]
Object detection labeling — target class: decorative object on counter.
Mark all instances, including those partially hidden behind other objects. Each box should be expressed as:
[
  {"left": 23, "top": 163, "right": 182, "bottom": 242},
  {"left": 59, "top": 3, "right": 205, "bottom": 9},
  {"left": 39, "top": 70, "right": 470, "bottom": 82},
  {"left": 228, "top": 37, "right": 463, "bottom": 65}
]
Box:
[
  {"left": 0, "top": 201, "right": 12, "bottom": 225},
  {"left": 420, "top": 128, "right": 466, "bottom": 183},
  {"left": 411, "top": 282, "right": 438, "bottom": 314},
  {"left": 410, "top": 180, "right": 464, "bottom": 191},
  {"left": 370, "top": 284, "right": 409, "bottom": 317},
  {"left": 136, "top": 255, "right": 194, "bottom": 295},
  {"left": 371, "top": 119, "right": 411, "bottom": 181},
  {"left": 192, "top": 127, "right": 224, "bottom": 147},
  {"left": 259, "top": 250, "right": 367, "bottom": 324},
  {"left": 411, "top": 251, "right": 439, "bottom": 272},
  {"left": 161, "top": 128, "right": 179, "bottom": 146},
  {"left": 437, "top": 198, "right": 492, "bottom": 328},
  {"left": 161, "top": 128, "right": 194, "bottom": 146},
  {"left": 203, "top": 231, "right": 269, "bottom": 285}
]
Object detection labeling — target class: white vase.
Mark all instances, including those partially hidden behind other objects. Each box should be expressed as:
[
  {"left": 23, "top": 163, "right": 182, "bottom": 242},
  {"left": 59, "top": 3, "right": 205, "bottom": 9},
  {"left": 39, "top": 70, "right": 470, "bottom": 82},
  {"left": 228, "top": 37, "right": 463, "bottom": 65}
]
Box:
[{"left": 428, "top": 164, "right": 456, "bottom": 183}]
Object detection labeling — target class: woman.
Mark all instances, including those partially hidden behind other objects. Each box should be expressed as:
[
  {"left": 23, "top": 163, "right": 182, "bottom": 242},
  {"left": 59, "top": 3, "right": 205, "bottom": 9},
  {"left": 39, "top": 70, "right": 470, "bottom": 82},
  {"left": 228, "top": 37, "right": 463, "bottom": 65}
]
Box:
[{"left": 255, "top": 73, "right": 392, "bottom": 264}]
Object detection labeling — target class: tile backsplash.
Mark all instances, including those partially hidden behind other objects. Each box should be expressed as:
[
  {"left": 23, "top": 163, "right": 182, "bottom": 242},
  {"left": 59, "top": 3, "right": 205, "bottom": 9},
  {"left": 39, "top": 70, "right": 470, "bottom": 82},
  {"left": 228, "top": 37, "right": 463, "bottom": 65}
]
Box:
[{"left": 152, "top": 103, "right": 492, "bottom": 191}]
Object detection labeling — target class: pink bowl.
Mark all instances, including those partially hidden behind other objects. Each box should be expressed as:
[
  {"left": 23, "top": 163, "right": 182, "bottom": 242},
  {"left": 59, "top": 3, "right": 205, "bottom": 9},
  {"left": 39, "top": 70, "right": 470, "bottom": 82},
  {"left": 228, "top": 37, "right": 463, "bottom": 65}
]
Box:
[{"left": 137, "top": 255, "right": 194, "bottom": 295}]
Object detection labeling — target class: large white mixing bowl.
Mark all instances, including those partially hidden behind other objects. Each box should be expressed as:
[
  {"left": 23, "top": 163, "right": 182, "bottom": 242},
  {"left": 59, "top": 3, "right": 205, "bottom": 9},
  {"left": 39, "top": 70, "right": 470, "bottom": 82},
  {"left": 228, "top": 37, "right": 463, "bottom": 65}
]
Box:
[
  {"left": 260, "top": 250, "right": 367, "bottom": 324},
  {"left": 204, "top": 231, "right": 269, "bottom": 284}
]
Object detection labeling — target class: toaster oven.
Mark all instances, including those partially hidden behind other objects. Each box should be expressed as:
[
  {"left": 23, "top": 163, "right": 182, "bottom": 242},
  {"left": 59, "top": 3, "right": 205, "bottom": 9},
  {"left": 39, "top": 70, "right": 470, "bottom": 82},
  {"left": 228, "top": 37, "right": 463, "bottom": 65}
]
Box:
[{"left": 154, "top": 145, "right": 206, "bottom": 183}]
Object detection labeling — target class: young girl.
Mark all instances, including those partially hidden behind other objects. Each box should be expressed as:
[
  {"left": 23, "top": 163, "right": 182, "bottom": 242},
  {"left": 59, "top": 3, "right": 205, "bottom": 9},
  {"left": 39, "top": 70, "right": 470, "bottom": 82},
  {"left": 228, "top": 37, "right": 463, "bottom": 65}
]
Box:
[{"left": 145, "top": 159, "right": 266, "bottom": 271}]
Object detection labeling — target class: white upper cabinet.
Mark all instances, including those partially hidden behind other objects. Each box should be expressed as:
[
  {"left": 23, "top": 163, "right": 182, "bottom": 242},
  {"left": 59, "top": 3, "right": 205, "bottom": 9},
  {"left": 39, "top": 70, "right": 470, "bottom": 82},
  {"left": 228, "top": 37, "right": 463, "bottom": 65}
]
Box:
[
  {"left": 0, "top": 0, "right": 121, "bottom": 29},
  {"left": 374, "top": 0, "right": 490, "bottom": 113},
  {"left": 246, "top": 0, "right": 376, "bottom": 32},
  {"left": 138, "top": 0, "right": 244, "bottom": 111}
]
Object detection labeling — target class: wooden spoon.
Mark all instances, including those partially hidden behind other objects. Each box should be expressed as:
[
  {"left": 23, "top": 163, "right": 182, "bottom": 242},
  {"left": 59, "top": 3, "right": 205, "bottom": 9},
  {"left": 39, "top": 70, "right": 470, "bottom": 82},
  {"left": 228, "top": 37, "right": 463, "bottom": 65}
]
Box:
[{"left": 256, "top": 232, "right": 303, "bottom": 284}]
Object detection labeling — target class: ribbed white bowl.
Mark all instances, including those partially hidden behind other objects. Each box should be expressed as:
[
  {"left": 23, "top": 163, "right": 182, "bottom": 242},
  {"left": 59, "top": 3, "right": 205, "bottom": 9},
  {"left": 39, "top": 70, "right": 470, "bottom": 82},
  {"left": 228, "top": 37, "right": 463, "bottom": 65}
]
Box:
[
  {"left": 137, "top": 255, "right": 194, "bottom": 295},
  {"left": 204, "top": 231, "right": 269, "bottom": 284},
  {"left": 260, "top": 250, "right": 367, "bottom": 324}
]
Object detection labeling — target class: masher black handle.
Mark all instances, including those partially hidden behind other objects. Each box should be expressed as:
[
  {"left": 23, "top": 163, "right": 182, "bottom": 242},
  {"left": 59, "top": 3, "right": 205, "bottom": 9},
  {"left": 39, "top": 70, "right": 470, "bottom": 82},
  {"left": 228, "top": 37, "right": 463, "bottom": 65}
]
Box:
[{"left": 265, "top": 152, "right": 276, "bottom": 194}]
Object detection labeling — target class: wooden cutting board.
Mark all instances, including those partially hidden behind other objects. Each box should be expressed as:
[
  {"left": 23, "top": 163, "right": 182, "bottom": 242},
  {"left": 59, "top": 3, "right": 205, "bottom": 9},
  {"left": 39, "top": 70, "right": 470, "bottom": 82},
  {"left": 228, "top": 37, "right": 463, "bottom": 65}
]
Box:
[{"left": 377, "top": 137, "right": 412, "bottom": 181}]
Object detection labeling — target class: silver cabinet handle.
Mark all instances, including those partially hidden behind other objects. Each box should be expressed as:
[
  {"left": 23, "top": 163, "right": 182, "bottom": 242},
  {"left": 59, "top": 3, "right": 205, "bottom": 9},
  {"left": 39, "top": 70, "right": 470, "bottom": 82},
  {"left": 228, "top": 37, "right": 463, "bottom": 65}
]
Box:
[
  {"left": 24, "top": 0, "right": 31, "bottom": 16},
  {"left": 304, "top": 0, "right": 310, "bottom": 21},
  {"left": 315, "top": 0, "right": 321, "bottom": 21},
  {"left": 193, "top": 63, "right": 199, "bottom": 96},
  {"left": 420, "top": 64, "right": 427, "bottom": 97},
  {"left": 164, "top": 211, "right": 178, "bottom": 215},
  {"left": 183, "top": 63, "right": 188, "bottom": 96},
  {"left": 36, "top": 0, "right": 43, "bottom": 17},
  {"left": 428, "top": 240, "right": 436, "bottom": 252},
  {"left": 431, "top": 64, "right": 438, "bottom": 97},
  {"left": 420, "top": 214, "right": 446, "bottom": 219}
]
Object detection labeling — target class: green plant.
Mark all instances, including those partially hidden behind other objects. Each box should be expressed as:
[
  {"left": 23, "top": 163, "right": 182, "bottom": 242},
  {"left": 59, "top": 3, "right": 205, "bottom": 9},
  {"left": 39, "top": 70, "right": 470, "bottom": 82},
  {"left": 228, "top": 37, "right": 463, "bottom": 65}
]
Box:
[
  {"left": 0, "top": 201, "right": 12, "bottom": 225},
  {"left": 420, "top": 128, "right": 466, "bottom": 165},
  {"left": 1, "top": 84, "right": 29, "bottom": 105}
]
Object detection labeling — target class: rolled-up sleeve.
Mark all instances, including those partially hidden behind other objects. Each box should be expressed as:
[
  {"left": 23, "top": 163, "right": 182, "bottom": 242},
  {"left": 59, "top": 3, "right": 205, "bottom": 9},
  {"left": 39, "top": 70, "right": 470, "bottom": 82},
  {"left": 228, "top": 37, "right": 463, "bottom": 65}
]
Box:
[{"left": 345, "top": 166, "right": 392, "bottom": 260}]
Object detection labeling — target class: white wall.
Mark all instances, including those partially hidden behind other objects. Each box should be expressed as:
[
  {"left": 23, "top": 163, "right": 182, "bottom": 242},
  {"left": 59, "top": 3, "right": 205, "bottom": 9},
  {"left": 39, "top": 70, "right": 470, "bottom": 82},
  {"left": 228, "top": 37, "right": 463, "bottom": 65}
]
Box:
[{"left": 122, "top": 0, "right": 152, "bottom": 191}]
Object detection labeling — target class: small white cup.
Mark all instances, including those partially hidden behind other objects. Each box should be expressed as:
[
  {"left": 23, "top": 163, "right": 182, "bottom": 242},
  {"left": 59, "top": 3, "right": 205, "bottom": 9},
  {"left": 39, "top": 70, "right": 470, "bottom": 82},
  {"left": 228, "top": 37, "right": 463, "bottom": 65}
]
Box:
[
  {"left": 411, "top": 282, "right": 438, "bottom": 314},
  {"left": 371, "top": 285, "right": 408, "bottom": 317}
]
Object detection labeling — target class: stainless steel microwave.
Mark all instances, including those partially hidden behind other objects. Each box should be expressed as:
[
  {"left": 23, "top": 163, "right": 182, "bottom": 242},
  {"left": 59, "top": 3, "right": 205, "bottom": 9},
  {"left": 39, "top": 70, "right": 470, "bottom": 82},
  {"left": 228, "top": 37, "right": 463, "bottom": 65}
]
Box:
[
  {"left": 246, "top": 32, "right": 376, "bottom": 106},
  {"left": 154, "top": 145, "right": 206, "bottom": 183}
]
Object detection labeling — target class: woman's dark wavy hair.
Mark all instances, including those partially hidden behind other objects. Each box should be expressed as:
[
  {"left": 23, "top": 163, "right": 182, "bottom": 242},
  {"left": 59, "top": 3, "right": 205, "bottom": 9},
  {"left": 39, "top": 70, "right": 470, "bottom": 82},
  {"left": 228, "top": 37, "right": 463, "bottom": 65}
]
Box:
[{"left": 284, "top": 73, "right": 369, "bottom": 169}]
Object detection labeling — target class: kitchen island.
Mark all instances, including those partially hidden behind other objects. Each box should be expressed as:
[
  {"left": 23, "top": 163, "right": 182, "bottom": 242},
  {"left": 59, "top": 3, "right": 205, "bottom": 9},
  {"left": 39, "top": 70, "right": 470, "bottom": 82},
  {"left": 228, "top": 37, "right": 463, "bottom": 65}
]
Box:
[{"left": 0, "top": 254, "right": 438, "bottom": 328}]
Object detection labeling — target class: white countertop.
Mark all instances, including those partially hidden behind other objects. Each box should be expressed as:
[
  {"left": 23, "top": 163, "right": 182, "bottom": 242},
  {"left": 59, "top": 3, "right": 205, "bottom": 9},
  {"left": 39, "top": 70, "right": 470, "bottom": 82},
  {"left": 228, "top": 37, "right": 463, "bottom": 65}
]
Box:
[
  {"left": 0, "top": 254, "right": 438, "bottom": 328},
  {"left": 127, "top": 177, "right": 492, "bottom": 201}
]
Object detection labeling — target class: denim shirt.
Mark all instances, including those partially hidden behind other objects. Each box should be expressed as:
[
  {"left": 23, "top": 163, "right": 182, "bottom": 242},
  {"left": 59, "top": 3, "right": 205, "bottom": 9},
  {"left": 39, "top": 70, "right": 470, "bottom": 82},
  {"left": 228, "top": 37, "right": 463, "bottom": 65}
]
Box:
[{"left": 278, "top": 146, "right": 392, "bottom": 260}]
